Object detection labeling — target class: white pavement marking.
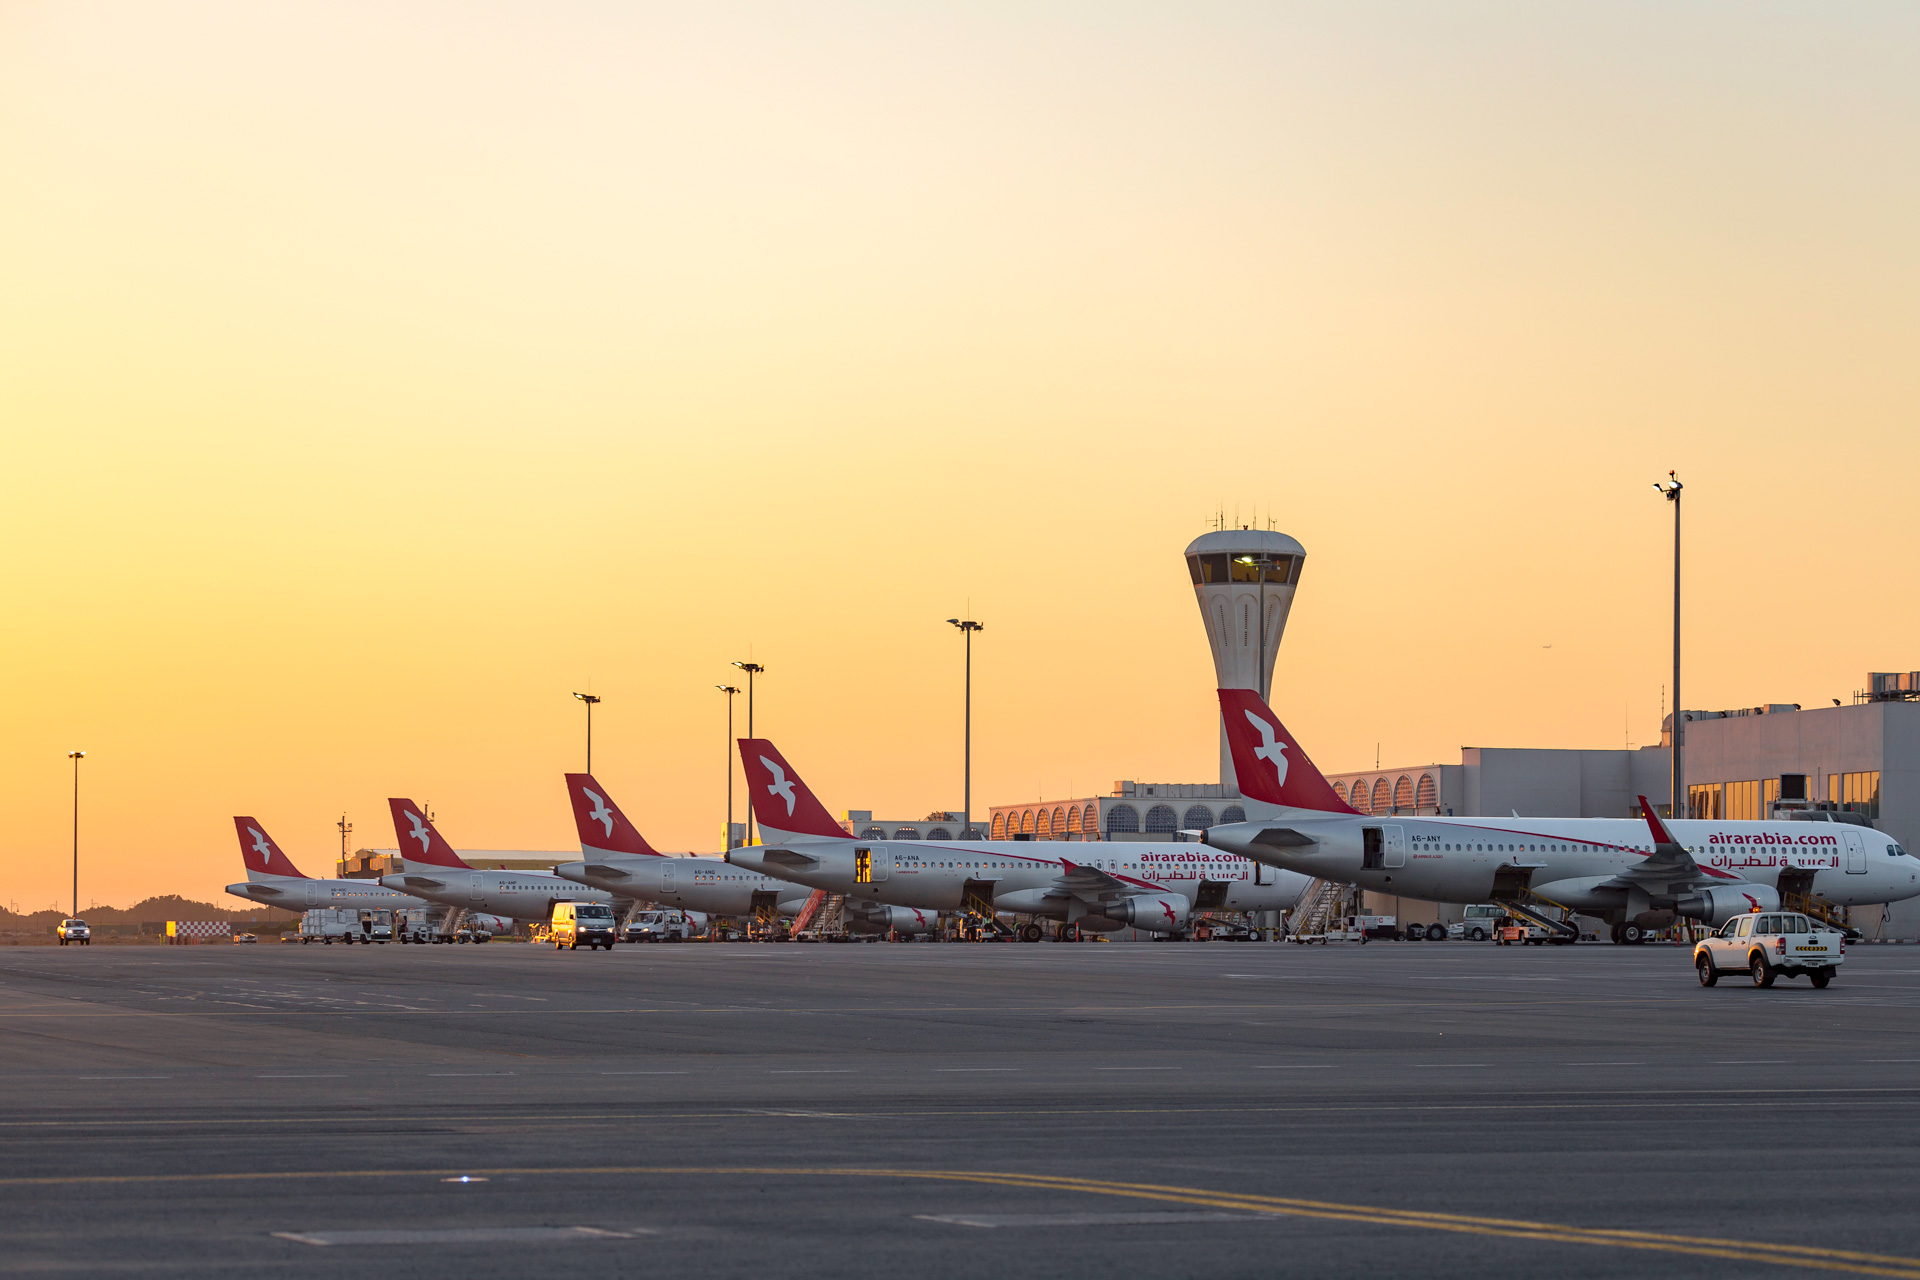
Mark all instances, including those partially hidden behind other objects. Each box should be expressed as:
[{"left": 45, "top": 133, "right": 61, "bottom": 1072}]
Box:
[
  {"left": 429, "top": 1072, "right": 516, "bottom": 1077},
  {"left": 600, "top": 1071, "right": 690, "bottom": 1076},
  {"left": 256, "top": 1074, "right": 347, "bottom": 1078},
  {"left": 934, "top": 1068, "right": 1021, "bottom": 1073},
  {"left": 769, "top": 1069, "right": 852, "bottom": 1074},
  {"left": 918, "top": 1212, "right": 1278, "bottom": 1228},
  {"left": 274, "top": 1227, "right": 642, "bottom": 1246},
  {"left": 78, "top": 1076, "right": 170, "bottom": 1080},
  {"left": 1252, "top": 1064, "right": 1334, "bottom": 1070}
]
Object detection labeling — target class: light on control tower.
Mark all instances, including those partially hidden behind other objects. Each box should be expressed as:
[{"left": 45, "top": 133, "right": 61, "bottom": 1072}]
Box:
[{"left": 1185, "top": 529, "right": 1306, "bottom": 792}]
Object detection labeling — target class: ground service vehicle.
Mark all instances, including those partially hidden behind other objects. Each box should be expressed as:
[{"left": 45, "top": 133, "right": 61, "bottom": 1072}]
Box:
[
  {"left": 1694, "top": 911, "right": 1844, "bottom": 988},
  {"left": 552, "top": 901, "right": 617, "bottom": 950},
  {"left": 1450, "top": 905, "right": 1505, "bottom": 941},
  {"left": 56, "top": 919, "right": 90, "bottom": 946},
  {"left": 299, "top": 909, "right": 373, "bottom": 944},
  {"left": 624, "top": 910, "right": 692, "bottom": 943},
  {"left": 231, "top": 933, "right": 258, "bottom": 944},
  {"left": 1202, "top": 688, "right": 1920, "bottom": 940}
]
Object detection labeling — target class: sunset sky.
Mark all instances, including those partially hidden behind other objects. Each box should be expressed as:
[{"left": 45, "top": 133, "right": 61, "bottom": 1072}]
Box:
[{"left": 5, "top": 2, "right": 1918, "bottom": 909}]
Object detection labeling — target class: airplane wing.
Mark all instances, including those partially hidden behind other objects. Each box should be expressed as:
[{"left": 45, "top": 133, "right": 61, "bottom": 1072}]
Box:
[
  {"left": 1049, "top": 859, "right": 1136, "bottom": 905},
  {"left": 1603, "top": 795, "right": 1732, "bottom": 888}
]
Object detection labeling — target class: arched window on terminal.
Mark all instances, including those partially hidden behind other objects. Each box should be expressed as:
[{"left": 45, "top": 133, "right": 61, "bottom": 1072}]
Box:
[
  {"left": 1370, "top": 778, "right": 1392, "bottom": 813},
  {"left": 892, "top": 828, "right": 921, "bottom": 840},
  {"left": 860, "top": 827, "right": 886, "bottom": 840},
  {"left": 1393, "top": 776, "right": 1415, "bottom": 811},
  {"left": 926, "top": 828, "right": 952, "bottom": 842},
  {"left": 1182, "top": 805, "right": 1214, "bottom": 832},
  {"left": 991, "top": 814, "right": 1007, "bottom": 839},
  {"left": 1220, "top": 805, "right": 1246, "bottom": 824},
  {"left": 1416, "top": 774, "right": 1438, "bottom": 810},
  {"left": 1082, "top": 804, "right": 1099, "bottom": 839},
  {"left": 1145, "top": 804, "right": 1178, "bottom": 834},
  {"left": 1106, "top": 804, "right": 1141, "bottom": 835},
  {"left": 1051, "top": 807, "right": 1067, "bottom": 839}
]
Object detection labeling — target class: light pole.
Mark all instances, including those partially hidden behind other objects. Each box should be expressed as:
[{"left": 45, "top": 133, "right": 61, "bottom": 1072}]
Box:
[
  {"left": 716, "top": 684, "right": 741, "bottom": 849},
  {"left": 946, "top": 618, "right": 984, "bottom": 836},
  {"left": 1655, "top": 472, "right": 1684, "bottom": 818},
  {"left": 67, "top": 750, "right": 85, "bottom": 917},
  {"left": 572, "top": 692, "right": 601, "bottom": 774},
  {"left": 731, "top": 662, "right": 764, "bottom": 844}
]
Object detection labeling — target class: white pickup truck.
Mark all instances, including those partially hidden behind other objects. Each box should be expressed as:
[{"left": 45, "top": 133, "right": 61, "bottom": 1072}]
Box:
[{"left": 1694, "top": 911, "right": 1844, "bottom": 989}]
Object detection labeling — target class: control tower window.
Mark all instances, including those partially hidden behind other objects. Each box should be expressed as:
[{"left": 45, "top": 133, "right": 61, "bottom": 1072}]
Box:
[
  {"left": 1188, "top": 554, "right": 1229, "bottom": 584},
  {"left": 1265, "top": 555, "right": 1297, "bottom": 584},
  {"left": 1230, "top": 555, "right": 1262, "bottom": 583}
]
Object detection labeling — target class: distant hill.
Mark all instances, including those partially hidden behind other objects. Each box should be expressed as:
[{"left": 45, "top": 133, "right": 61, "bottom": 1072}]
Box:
[{"left": 0, "top": 895, "right": 291, "bottom": 933}]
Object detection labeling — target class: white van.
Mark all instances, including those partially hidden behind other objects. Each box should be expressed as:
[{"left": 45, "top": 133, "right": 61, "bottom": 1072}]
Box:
[
  {"left": 551, "top": 901, "right": 617, "bottom": 951},
  {"left": 1448, "top": 904, "right": 1506, "bottom": 942}
]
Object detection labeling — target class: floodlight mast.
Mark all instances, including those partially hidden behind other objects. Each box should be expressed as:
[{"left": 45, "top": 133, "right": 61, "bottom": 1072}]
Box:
[
  {"left": 731, "top": 662, "right": 765, "bottom": 844},
  {"left": 67, "top": 750, "right": 85, "bottom": 917},
  {"left": 1655, "top": 472, "right": 1684, "bottom": 817},
  {"left": 572, "top": 692, "right": 602, "bottom": 773},
  {"left": 716, "top": 685, "right": 742, "bottom": 848},
  {"left": 947, "top": 619, "right": 985, "bottom": 836}
]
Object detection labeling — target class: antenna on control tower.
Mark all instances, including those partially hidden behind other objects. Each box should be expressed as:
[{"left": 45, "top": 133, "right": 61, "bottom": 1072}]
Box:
[{"left": 1184, "top": 524, "right": 1307, "bottom": 793}]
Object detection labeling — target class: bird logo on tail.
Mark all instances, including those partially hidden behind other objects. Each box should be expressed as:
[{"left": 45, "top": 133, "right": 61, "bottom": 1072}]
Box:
[
  {"left": 584, "top": 788, "right": 614, "bottom": 838},
  {"left": 1244, "top": 710, "right": 1291, "bottom": 788},
  {"left": 405, "top": 811, "right": 431, "bottom": 854},
  {"left": 247, "top": 827, "right": 272, "bottom": 867},
  {"left": 762, "top": 757, "right": 796, "bottom": 815}
]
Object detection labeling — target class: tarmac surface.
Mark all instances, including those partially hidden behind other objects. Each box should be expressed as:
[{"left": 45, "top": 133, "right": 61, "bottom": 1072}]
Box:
[{"left": 3, "top": 937, "right": 1920, "bottom": 1278}]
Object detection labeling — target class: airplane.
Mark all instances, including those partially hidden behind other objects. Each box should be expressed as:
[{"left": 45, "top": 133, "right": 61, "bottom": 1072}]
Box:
[
  {"left": 223, "top": 816, "right": 431, "bottom": 912},
  {"left": 723, "top": 738, "right": 1312, "bottom": 939},
  {"left": 1201, "top": 687, "right": 1920, "bottom": 942},
  {"left": 377, "top": 798, "right": 615, "bottom": 926},
  {"left": 550, "top": 773, "right": 816, "bottom": 921}
]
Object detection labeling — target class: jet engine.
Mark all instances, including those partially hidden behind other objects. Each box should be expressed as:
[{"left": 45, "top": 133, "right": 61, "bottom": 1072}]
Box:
[
  {"left": 842, "top": 901, "right": 937, "bottom": 935},
  {"left": 1094, "top": 895, "right": 1191, "bottom": 933},
  {"left": 468, "top": 914, "right": 514, "bottom": 937},
  {"left": 1671, "top": 884, "right": 1779, "bottom": 927}
]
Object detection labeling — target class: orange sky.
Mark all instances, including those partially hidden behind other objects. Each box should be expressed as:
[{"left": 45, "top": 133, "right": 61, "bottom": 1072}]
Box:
[{"left": 4, "top": 3, "right": 1918, "bottom": 909}]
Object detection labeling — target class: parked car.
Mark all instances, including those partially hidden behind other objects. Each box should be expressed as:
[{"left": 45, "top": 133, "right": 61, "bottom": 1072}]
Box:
[
  {"left": 231, "top": 933, "right": 258, "bottom": 944},
  {"left": 1694, "top": 911, "right": 1844, "bottom": 989},
  {"left": 56, "top": 918, "right": 90, "bottom": 946},
  {"left": 1448, "top": 904, "right": 1506, "bottom": 942}
]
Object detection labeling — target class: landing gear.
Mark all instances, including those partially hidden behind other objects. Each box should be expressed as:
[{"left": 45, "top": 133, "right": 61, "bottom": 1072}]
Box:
[
  {"left": 1620, "top": 924, "right": 1644, "bottom": 945},
  {"left": 1019, "top": 923, "right": 1044, "bottom": 943}
]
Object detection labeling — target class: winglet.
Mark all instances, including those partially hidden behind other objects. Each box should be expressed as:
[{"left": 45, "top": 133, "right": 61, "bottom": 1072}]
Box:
[
  {"left": 564, "top": 774, "right": 659, "bottom": 856},
  {"left": 232, "top": 817, "right": 307, "bottom": 880},
  {"left": 737, "top": 740, "right": 848, "bottom": 841},
  {"left": 386, "top": 798, "right": 472, "bottom": 869},
  {"left": 1637, "top": 795, "right": 1678, "bottom": 847},
  {"left": 1216, "top": 689, "right": 1359, "bottom": 814}
]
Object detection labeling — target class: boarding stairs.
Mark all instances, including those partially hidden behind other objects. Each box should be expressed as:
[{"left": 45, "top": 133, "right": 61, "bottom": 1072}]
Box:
[
  {"left": 1493, "top": 889, "right": 1579, "bottom": 944},
  {"left": 1288, "top": 879, "right": 1340, "bottom": 939},
  {"left": 1784, "top": 891, "right": 1851, "bottom": 933},
  {"left": 791, "top": 891, "right": 846, "bottom": 938}
]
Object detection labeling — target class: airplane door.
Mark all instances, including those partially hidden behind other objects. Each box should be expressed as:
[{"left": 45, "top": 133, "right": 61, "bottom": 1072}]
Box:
[
  {"left": 855, "top": 846, "right": 890, "bottom": 884},
  {"left": 1844, "top": 829, "right": 1867, "bottom": 874},
  {"left": 304, "top": 882, "right": 322, "bottom": 908},
  {"left": 661, "top": 863, "right": 676, "bottom": 894},
  {"left": 1254, "top": 860, "right": 1274, "bottom": 886},
  {"left": 469, "top": 873, "right": 485, "bottom": 903},
  {"left": 871, "top": 846, "right": 889, "bottom": 882},
  {"left": 1382, "top": 825, "right": 1407, "bottom": 869}
]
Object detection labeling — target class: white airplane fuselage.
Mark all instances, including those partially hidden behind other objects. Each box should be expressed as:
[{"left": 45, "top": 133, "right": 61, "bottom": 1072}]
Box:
[
  {"left": 378, "top": 867, "right": 613, "bottom": 922},
  {"left": 554, "top": 849, "right": 813, "bottom": 917},
  {"left": 1202, "top": 813, "right": 1919, "bottom": 920},
  {"left": 728, "top": 836, "right": 1308, "bottom": 929},
  {"left": 225, "top": 876, "right": 427, "bottom": 911}
]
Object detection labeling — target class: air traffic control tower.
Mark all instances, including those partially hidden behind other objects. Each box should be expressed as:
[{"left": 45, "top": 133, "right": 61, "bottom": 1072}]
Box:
[{"left": 1185, "top": 529, "right": 1307, "bottom": 792}]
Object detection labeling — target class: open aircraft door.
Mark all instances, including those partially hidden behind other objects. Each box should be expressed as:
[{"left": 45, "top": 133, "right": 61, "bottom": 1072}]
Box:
[
  {"left": 855, "top": 846, "right": 890, "bottom": 884},
  {"left": 1844, "top": 828, "right": 1867, "bottom": 874},
  {"left": 1362, "top": 825, "right": 1407, "bottom": 869}
]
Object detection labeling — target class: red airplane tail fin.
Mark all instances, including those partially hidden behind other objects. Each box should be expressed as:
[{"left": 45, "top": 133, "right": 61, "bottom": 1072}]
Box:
[
  {"left": 1216, "top": 689, "right": 1358, "bottom": 814},
  {"left": 564, "top": 774, "right": 659, "bottom": 856},
  {"left": 233, "top": 817, "right": 307, "bottom": 881},
  {"left": 737, "top": 740, "right": 847, "bottom": 841},
  {"left": 386, "top": 798, "right": 471, "bottom": 869}
]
